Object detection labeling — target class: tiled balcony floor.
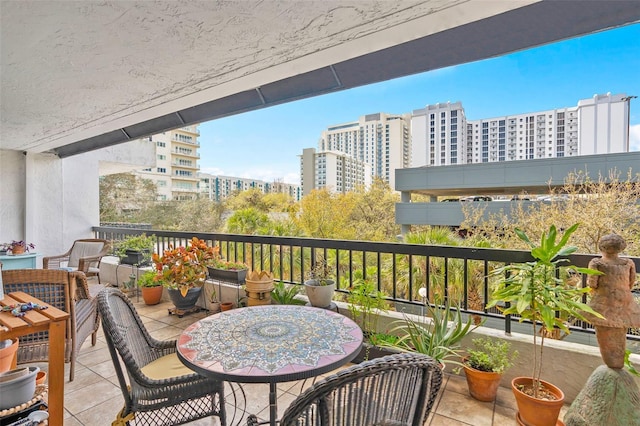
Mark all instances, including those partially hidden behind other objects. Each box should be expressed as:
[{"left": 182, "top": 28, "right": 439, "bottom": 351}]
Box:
[{"left": 32, "top": 294, "right": 568, "bottom": 425}]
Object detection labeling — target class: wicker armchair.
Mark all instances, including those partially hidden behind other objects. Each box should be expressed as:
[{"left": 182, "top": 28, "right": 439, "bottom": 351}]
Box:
[
  {"left": 1, "top": 269, "right": 100, "bottom": 381},
  {"left": 248, "top": 353, "right": 443, "bottom": 426},
  {"left": 97, "top": 288, "right": 226, "bottom": 426},
  {"left": 43, "top": 238, "right": 110, "bottom": 283}
]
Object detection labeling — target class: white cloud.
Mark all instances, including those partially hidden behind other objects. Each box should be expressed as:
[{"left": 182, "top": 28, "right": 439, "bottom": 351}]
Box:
[{"left": 629, "top": 124, "right": 640, "bottom": 152}]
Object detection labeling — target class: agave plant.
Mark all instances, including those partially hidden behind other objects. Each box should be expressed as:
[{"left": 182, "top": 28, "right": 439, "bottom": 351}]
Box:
[{"left": 389, "top": 300, "right": 480, "bottom": 368}]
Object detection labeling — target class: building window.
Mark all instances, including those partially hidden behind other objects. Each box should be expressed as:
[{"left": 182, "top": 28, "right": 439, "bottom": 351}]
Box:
[{"left": 157, "top": 167, "right": 166, "bottom": 173}]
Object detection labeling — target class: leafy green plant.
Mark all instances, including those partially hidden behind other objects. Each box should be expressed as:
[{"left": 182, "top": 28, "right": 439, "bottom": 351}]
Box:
[
  {"left": 464, "top": 337, "right": 518, "bottom": 374},
  {"left": 138, "top": 270, "right": 161, "bottom": 288},
  {"left": 389, "top": 301, "right": 479, "bottom": 367},
  {"left": 115, "top": 233, "right": 156, "bottom": 264},
  {"left": 487, "top": 223, "right": 604, "bottom": 398},
  {"left": 207, "top": 259, "right": 248, "bottom": 270},
  {"left": 346, "top": 268, "right": 388, "bottom": 337},
  {"left": 271, "top": 281, "right": 305, "bottom": 305},
  {"left": 305, "top": 258, "right": 334, "bottom": 286}
]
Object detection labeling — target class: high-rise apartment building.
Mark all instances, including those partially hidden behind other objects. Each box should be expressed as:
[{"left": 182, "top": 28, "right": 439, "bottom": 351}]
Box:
[
  {"left": 299, "top": 148, "right": 371, "bottom": 195},
  {"left": 318, "top": 113, "right": 411, "bottom": 188},
  {"left": 137, "top": 125, "right": 201, "bottom": 200},
  {"left": 411, "top": 93, "right": 630, "bottom": 167},
  {"left": 199, "top": 173, "right": 302, "bottom": 201}
]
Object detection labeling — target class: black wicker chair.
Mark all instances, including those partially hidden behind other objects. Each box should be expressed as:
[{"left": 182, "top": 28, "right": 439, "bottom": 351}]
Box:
[
  {"left": 248, "top": 352, "right": 443, "bottom": 426},
  {"left": 97, "top": 287, "right": 226, "bottom": 426}
]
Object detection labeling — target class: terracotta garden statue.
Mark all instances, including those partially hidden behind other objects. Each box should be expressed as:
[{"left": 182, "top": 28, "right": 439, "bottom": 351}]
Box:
[{"left": 583, "top": 234, "right": 640, "bottom": 369}]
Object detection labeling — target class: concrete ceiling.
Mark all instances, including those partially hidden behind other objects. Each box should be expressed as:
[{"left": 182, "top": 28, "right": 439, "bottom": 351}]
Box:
[{"left": 2, "top": 1, "right": 639, "bottom": 157}]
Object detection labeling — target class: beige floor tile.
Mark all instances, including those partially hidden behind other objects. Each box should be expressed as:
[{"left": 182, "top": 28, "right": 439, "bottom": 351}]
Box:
[
  {"left": 428, "top": 413, "right": 474, "bottom": 425},
  {"left": 63, "top": 414, "right": 84, "bottom": 426},
  {"left": 76, "top": 344, "right": 112, "bottom": 366},
  {"left": 84, "top": 358, "right": 117, "bottom": 379},
  {"left": 493, "top": 403, "right": 517, "bottom": 425},
  {"left": 64, "top": 378, "right": 121, "bottom": 415},
  {"left": 72, "top": 396, "right": 125, "bottom": 426},
  {"left": 434, "top": 389, "right": 495, "bottom": 426},
  {"left": 445, "top": 372, "right": 471, "bottom": 395}
]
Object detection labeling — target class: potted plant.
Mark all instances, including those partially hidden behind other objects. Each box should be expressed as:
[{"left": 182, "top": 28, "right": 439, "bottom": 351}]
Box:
[
  {"left": 152, "top": 237, "right": 218, "bottom": 312},
  {"left": 206, "top": 258, "right": 249, "bottom": 283},
  {"left": 345, "top": 268, "right": 398, "bottom": 362},
  {"left": 303, "top": 259, "right": 336, "bottom": 308},
  {"left": 7, "top": 241, "right": 35, "bottom": 255},
  {"left": 271, "top": 281, "right": 306, "bottom": 305},
  {"left": 487, "top": 224, "right": 603, "bottom": 426},
  {"left": 138, "top": 270, "right": 164, "bottom": 305},
  {"left": 389, "top": 299, "right": 479, "bottom": 369},
  {"left": 461, "top": 337, "right": 518, "bottom": 402},
  {"left": 115, "top": 234, "right": 156, "bottom": 265}
]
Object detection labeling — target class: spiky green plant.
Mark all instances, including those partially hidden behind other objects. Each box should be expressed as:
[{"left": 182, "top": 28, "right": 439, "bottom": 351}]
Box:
[{"left": 487, "top": 224, "right": 603, "bottom": 398}]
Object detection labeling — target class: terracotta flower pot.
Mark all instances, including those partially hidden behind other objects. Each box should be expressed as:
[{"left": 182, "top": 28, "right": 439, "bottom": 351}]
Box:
[
  {"left": 220, "top": 302, "right": 234, "bottom": 311},
  {"left": 0, "top": 339, "right": 19, "bottom": 373},
  {"left": 463, "top": 361, "right": 502, "bottom": 402},
  {"left": 10, "top": 246, "right": 25, "bottom": 255},
  {"left": 141, "top": 285, "right": 163, "bottom": 305},
  {"left": 36, "top": 370, "right": 47, "bottom": 385},
  {"left": 511, "top": 377, "right": 564, "bottom": 426}
]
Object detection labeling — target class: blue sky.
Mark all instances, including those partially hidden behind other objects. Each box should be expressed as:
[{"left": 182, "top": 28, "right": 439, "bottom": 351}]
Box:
[{"left": 198, "top": 23, "right": 640, "bottom": 185}]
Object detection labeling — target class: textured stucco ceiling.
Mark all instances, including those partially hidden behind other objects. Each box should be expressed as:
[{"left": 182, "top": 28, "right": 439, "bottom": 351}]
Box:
[{"left": 1, "top": 1, "right": 639, "bottom": 156}]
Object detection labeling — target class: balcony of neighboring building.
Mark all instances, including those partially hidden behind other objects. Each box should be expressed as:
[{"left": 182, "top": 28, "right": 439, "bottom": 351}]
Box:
[
  {"left": 172, "top": 135, "right": 201, "bottom": 148},
  {"left": 172, "top": 147, "right": 200, "bottom": 158},
  {"left": 171, "top": 159, "right": 199, "bottom": 170}
]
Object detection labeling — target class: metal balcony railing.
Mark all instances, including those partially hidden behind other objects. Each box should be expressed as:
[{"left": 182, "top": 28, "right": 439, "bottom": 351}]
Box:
[{"left": 93, "top": 226, "right": 640, "bottom": 342}]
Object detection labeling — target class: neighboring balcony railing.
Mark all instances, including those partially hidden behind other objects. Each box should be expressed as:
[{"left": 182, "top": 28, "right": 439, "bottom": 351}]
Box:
[{"left": 93, "top": 226, "right": 640, "bottom": 342}]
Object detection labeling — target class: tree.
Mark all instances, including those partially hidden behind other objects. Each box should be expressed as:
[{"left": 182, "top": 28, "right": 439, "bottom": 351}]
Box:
[
  {"left": 294, "top": 189, "right": 356, "bottom": 239},
  {"left": 226, "top": 208, "right": 270, "bottom": 234},
  {"left": 99, "top": 173, "right": 157, "bottom": 222},
  {"left": 347, "top": 179, "right": 401, "bottom": 241},
  {"left": 460, "top": 169, "right": 640, "bottom": 255}
]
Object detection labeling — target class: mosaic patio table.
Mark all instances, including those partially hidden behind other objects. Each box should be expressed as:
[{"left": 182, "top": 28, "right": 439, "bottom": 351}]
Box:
[{"left": 177, "top": 305, "right": 364, "bottom": 426}]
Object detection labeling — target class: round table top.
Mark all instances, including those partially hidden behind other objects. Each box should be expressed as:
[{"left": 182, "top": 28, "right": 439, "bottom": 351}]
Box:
[{"left": 177, "top": 305, "right": 363, "bottom": 383}]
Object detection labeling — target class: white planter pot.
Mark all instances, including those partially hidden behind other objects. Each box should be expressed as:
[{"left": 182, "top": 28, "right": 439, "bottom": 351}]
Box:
[{"left": 304, "top": 280, "right": 336, "bottom": 308}]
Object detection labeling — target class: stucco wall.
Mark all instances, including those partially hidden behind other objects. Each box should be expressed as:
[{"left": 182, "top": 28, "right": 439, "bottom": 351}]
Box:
[
  {"left": 0, "top": 150, "right": 26, "bottom": 244},
  {"left": 0, "top": 140, "right": 155, "bottom": 263}
]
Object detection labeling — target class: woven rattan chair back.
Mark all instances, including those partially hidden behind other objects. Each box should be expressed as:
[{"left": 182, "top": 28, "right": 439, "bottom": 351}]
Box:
[
  {"left": 97, "top": 287, "right": 227, "bottom": 426},
  {"left": 1, "top": 269, "right": 99, "bottom": 381},
  {"left": 43, "top": 238, "right": 110, "bottom": 283},
  {"left": 276, "top": 353, "right": 443, "bottom": 426}
]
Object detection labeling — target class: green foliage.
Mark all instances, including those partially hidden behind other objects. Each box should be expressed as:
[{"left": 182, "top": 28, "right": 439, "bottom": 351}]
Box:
[
  {"left": 271, "top": 281, "right": 306, "bottom": 305},
  {"left": 115, "top": 233, "right": 156, "bottom": 264},
  {"left": 464, "top": 337, "right": 518, "bottom": 374},
  {"left": 138, "top": 270, "right": 161, "bottom": 288},
  {"left": 207, "top": 259, "right": 248, "bottom": 270},
  {"left": 226, "top": 208, "right": 270, "bottom": 234},
  {"left": 305, "top": 258, "right": 334, "bottom": 286},
  {"left": 390, "top": 301, "right": 479, "bottom": 367},
  {"left": 624, "top": 349, "right": 639, "bottom": 376},
  {"left": 99, "top": 173, "right": 157, "bottom": 222},
  {"left": 487, "top": 224, "right": 604, "bottom": 397},
  {"left": 346, "top": 268, "right": 388, "bottom": 335}
]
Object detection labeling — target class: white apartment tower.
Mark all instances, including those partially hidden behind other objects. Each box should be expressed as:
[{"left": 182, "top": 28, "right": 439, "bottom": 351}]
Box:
[
  {"left": 199, "top": 173, "right": 302, "bottom": 201},
  {"left": 411, "top": 102, "right": 466, "bottom": 166},
  {"left": 137, "top": 125, "right": 201, "bottom": 200},
  {"left": 300, "top": 148, "right": 371, "bottom": 195},
  {"left": 411, "top": 93, "right": 630, "bottom": 167},
  {"left": 319, "top": 113, "right": 411, "bottom": 188}
]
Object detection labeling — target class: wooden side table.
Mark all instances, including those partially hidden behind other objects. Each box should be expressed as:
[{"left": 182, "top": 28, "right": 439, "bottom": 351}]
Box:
[{"left": 0, "top": 291, "right": 69, "bottom": 425}]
